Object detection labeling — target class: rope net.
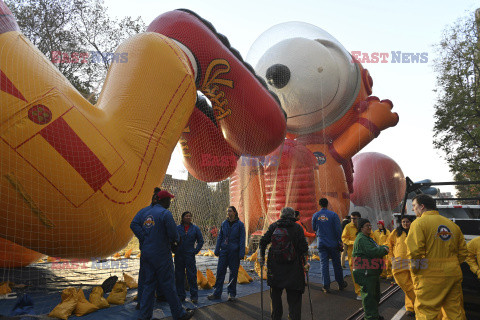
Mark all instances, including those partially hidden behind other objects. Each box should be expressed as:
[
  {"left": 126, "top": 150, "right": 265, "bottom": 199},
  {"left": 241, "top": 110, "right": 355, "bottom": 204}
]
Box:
[{"left": 0, "top": 3, "right": 404, "bottom": 315}]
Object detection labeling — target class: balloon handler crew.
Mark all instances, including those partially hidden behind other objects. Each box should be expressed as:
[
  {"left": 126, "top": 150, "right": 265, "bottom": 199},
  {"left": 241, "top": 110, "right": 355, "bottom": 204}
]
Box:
[
  {"left": 342, "top": 211, "right": 363, "bottom": 299},
  {"left": 352, "top": 218, "right": 389, "bottom": 320},
  {"left": 406, "top": 194, "right": 468, "bottom": 320},
  {"left": 175, "top": 211, "right": 204, "bottom": 303},
  {"left": 208, "top": 206, "right": 245, "bottom": 301},
  {"left": 130, "top": 189, "right": 194, "bottom": 320}
]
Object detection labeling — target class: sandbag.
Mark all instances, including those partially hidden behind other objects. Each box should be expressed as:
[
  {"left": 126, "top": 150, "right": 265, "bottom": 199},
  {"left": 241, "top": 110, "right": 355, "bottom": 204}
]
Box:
[
  {"left": 247, "top": 251, "right": 258, "bottom": 262},
  {"left": 48, "top": 287, "right": 77, "bottom": 320},
  {"left": 74, "top": 289, "right": 99, "bottom": 316},
  {"left": 237, "top": 265, "right": 252, "bottom": 284},
  {"left": 88, "top": 286, "right": 109, "bottom": 309},
  {"left": 0, "top": 282, "right": 11, "bottom": 295},
  {"left": 239, "top": 265, "right": 253, "bottom": 282},
  {"left": 106, "top": 281, "right": 127, "bottom": 305},
  {"left": 124, "top": 248, "right": 133, "bottom": 259},
  {"left": 197, "top": 270, "right": 211, "bottom": 289},
  {"left": 206, "top": 269, "right": 216, "bottom": 288},
  {"left": 254, "top": 260, "right": 267, "bottom": 280},
  {"left": 123, "top": 272, "right": 138, "bottom": 289},
  {"left": 311, "top": 254, "right": 320, "bottom": 261},
  {"left": 203, "top": 250, "right": 215, "bottom": 257}
]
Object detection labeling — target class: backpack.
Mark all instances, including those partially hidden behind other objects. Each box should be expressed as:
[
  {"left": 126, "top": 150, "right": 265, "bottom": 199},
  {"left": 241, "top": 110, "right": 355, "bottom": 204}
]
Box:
[{"left": 270, "top": 225, "right": 296, "bottom": 263}]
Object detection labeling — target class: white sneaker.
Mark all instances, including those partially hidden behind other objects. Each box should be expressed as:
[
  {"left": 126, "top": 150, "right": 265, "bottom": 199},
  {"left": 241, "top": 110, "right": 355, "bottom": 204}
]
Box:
[
  {"left": 227, "top": 294, "right": 236, "bottom": 301},
  {"left": 356, "top": 296, "right": 362, "bottom": 301}
]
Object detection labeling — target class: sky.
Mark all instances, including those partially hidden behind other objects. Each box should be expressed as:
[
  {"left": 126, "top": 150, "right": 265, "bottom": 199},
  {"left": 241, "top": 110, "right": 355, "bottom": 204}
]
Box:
[{"left": 104, "top": 0, "right": 479, "bottom": 194}]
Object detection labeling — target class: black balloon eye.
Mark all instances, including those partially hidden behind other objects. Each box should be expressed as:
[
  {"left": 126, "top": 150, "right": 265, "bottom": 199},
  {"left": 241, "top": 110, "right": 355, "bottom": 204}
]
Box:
[{"left": 266, "top": 64, "right": 291, "bottom": 89}]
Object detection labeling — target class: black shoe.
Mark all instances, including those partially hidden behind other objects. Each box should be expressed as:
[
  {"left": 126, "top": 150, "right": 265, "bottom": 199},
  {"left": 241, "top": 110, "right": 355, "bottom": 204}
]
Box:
[
  {"left": 179, "top": 308, "right": 195, "bottom": 320},
  {"left": 322, "top": 287, "right": 331, "bottom": 293},
  {"left": 405, "top": 311, "right": 415, "bottom": 317},
  {"left": 207, "top": 294, "right": 220, "bottom": 300},
  {"left": 191, "top": 297, "right": 198, "bottom": 304},
  {"left": 135, "top": 303, "right": 140, "bottom": 310},
  {"left": 339, "top": 281, "right": 348, "bottom": 290}
]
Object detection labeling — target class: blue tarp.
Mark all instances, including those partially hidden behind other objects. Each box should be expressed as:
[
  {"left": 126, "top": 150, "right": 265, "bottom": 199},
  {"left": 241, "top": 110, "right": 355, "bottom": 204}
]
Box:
[{"left": 0, "top": 257, "right": 351, "bottom": 319}]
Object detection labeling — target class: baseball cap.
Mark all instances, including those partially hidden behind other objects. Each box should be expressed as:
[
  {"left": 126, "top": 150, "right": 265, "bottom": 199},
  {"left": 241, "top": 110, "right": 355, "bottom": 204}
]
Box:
[{"left": 157, "top": 190, "right": 175, "bottom": 200}]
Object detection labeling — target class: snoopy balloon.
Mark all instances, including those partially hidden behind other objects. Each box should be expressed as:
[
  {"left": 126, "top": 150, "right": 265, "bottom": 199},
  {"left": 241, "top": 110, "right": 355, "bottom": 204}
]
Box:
[{"left": 231, "top": 22, "right": 399, "bottom": 232}]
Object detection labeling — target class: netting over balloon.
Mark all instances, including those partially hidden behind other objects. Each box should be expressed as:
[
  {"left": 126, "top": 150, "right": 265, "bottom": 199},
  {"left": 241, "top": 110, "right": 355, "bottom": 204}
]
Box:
[{"left": 0, "top": 2, "right": 402, "bottom": 302}]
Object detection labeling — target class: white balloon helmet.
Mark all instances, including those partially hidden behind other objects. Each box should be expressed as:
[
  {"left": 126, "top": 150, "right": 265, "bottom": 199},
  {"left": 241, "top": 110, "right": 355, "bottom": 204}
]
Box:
[{"left": 248, "top": 22, "right": 361, "bottom": 135}]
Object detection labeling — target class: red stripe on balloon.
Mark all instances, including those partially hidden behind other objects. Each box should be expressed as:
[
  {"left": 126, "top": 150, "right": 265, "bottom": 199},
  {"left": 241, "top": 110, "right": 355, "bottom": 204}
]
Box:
[
  {"left": 39, "top": 117, "right": 111, "bottom": 191},
  {"left": 0, "top": 70, "right": 27, "bottom": 102}
]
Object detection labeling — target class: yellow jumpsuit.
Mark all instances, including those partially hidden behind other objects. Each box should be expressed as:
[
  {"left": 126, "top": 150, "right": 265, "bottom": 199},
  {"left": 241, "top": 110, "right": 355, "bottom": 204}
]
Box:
[
  {"left": 406, "top": 210, "right": 468, "bottom": 320},
  {"left": 373, "top": 229, "right": 392, "bottom": 278},
  {"left": 387, "top": 230, "right": 415, "bottom": 312},
  {"left": 465, "top": 236, "right": 480, "bottom": 279},
  {"left": 342, "top": 221, "right": 361, "bottom": 296}
]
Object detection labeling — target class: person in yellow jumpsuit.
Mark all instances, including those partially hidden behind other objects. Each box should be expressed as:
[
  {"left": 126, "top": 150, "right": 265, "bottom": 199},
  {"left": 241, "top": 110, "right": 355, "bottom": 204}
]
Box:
[
  {"left": 342, "top": 211, "right": 362, "bottom": 299},
  {"left": 372, "top": 220, "right": 392, "bottom": 279},
  {"left": 466, "top": 235, "right": 480, "bottom": 280},
  {"left": 387, "top": 216, "right": 416, "bottom": 318},
  {"left": 406, "top": 194, "right": 468, "bottom": 320}
]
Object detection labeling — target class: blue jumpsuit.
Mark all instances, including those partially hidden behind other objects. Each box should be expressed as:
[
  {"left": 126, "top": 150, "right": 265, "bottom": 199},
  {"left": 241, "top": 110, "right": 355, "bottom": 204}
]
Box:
[
  {"left": 130, "top": 204, "right": 186, "bottom": 320},
  {"left": 213, "top": 219, "right": 245, "bottom": 298},
  {"left": 312, "top": 208, "right": 344, "bottom": 290},
  {"left": 174, "top": 223, "right": 204, "bottom": 301}
]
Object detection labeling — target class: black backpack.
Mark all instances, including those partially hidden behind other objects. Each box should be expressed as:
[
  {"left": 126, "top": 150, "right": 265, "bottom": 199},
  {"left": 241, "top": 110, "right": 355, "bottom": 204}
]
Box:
[{"left": 270, "top": 225, "right": 296, "bottom": 263}]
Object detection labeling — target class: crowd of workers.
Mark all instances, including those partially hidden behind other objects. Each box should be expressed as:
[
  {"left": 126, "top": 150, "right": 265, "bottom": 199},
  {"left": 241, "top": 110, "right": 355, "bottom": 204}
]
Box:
[{"left": 130, "top": 187, "right": 480, "bottom": 320}]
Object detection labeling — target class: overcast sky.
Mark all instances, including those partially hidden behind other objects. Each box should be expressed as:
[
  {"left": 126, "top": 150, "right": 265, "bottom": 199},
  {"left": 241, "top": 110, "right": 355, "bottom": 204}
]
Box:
[{"left": 104, "top": 0, "right": 479, "bottom": 193}]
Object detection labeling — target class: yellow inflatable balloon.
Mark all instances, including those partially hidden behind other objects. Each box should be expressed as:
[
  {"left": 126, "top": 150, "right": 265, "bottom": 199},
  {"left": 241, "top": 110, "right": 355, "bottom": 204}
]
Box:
[
  {"left": 0, "top": 3, "right": 287, "bottom": 267},
  {"left": 0, "top": 13, "right": 195, "bottom": 262}
]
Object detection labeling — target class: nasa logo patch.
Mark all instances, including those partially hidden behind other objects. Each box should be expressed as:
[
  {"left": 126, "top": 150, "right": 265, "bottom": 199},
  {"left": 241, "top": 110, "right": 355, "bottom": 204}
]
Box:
[
  {"left": 313, "top": 151, "right": 327, "bottom": 165},
  {"left": 436, "top": 225, "right": 452, "bottom": 241}
]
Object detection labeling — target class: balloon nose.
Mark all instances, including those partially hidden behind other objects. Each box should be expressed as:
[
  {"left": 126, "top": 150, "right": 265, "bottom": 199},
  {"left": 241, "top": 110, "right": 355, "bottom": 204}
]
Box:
[{"left": 266, "top": 64, "right": 290, "bottom": 89}]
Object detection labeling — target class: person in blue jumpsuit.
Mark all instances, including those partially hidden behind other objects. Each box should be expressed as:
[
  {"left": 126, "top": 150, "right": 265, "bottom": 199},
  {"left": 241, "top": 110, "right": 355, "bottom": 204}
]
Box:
[
  {"left": 175, "top": 211, "right": 204, "bottom": 303},
  {"left": 130, "top": 189, "right": 194, "bottom": 320},
  {"left": 207, "top": 206, "right": 245, "bottom": 301},
  {"left": 135, "top": 188, "right": 166, "bottom": 311},
  {"left": 312, "top": 198, "right": 348, "bottom": 293}
]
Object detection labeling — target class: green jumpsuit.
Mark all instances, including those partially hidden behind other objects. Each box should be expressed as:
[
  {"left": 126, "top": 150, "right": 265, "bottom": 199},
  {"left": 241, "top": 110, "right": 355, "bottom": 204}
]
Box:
[{"left": 352, "top": 232, "right": 388, "bottom": 320}]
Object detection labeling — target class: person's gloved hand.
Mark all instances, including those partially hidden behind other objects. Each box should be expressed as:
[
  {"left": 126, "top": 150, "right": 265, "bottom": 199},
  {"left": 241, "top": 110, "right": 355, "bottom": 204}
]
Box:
[
  {"left": 258, "top": 256, "right": 265, "bottom": 267},
  {"left": 304, "top": 263, "right": 311, "bottom": 272}
]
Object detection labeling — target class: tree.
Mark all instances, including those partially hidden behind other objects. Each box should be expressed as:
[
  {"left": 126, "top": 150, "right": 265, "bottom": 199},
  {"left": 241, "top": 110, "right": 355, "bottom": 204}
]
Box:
[
  {"left": 5, "top": 0, "right": 145, "bottom": 102},
  {"left": 433, "top": 10, "right": 480, "bottom": 200}
]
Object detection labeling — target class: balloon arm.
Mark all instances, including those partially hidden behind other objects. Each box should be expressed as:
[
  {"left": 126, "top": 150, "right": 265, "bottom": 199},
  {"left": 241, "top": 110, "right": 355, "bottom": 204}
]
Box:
[{"left": 329, "top": 98, "right": 398, "bottom": 162}]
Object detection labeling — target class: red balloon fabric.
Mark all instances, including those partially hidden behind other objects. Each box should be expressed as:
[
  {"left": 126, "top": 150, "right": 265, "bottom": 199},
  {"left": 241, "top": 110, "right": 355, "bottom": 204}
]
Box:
[{"left": 351, "top": 152, "right": 405, "bottom": 211}]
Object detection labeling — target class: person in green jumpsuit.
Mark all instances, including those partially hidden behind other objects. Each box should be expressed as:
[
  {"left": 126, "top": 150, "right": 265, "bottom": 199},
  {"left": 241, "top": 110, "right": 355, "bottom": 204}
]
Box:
[{"left": 352, "top": 218, "right": 389, "bottom": 320}]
